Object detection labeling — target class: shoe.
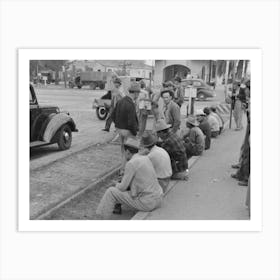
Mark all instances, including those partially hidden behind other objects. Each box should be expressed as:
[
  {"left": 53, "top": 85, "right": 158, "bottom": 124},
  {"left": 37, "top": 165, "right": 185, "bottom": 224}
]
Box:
[
  {"left": 231, "top": 173, "right": 240, "bottom": 180},
  {"left": 231, "top": 164, "right": 240, "bottom": 169},
  {"left": 113, "top": 203, "right": 122, "bottom": 215},
  {"left": 238, "top": 180, "right": 248, "bottom": 186},
  {"left": 102, "top": 128, "right": 109, "bottom": 132}
]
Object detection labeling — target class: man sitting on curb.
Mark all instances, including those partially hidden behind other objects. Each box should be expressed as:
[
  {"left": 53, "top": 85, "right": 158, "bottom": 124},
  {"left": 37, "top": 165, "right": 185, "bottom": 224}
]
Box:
[
  {"left": 96, "top": 138, "right": 163, "bottom": 219},
  {"left": 155, "top": 119, "right": 188, "bottom": 180},
  {"left": 183, "top": 115, "right": 205, "bottom": 159},
  {"left": 195, "top": 109, "right": 211, "bottom": 150},
  {"left": 203, "top": 107, "right": 220, "bottom": 138},
  {"left": 210, "top": 105, "right": 224, "bottom": 134},
  {"left": 140, "top": 131, "right": 172, "bottom": 193}
]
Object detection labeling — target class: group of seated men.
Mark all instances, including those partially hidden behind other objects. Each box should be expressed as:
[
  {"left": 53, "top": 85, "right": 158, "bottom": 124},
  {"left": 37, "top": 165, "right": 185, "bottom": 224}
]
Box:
[{"left": 96, "top": 87, "right": 225, "bottom": 219}]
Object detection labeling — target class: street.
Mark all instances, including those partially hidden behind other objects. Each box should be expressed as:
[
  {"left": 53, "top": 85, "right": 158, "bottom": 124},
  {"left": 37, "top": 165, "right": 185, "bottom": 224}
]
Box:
[{"left": 30, "top": 84, "right": 231, "bottom": 220}]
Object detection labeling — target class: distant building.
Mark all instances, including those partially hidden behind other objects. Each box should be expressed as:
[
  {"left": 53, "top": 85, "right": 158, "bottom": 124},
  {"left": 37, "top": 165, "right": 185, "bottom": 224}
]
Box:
[
  {"left": 67, "top": 60, "right": 152, "bottom": 79},
  {"left": 154, "top": 60, "right": 214, "bottom": 87}
]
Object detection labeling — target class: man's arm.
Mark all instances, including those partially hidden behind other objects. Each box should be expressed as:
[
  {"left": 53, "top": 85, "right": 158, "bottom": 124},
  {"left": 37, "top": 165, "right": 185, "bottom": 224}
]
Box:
[
  {"left": 127, "top": 103, "right": 138, "bottom": 136},
  {"left": 172, "top": 105, "right": 181, "bottom": 132},
  {"left": 116, "top": 162, "right": 135, "bottom": 191}
]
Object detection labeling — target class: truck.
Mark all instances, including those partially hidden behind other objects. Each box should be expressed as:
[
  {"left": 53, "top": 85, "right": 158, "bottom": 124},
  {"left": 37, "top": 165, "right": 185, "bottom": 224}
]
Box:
[{"left": 69, "top": 71, "right": 112, "bottom": 90}]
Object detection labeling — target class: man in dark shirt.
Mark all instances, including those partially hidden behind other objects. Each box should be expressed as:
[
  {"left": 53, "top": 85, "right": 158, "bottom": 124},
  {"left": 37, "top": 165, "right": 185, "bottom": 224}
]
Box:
[
  {"left": 155, "top": 119, "right": 188, "bottom": 180},
  {"left": 195, "top": 109, "right": 211, "bottom": 150},
  {"left": 112, "top": 82, "right": 139, "bottom": 170}
]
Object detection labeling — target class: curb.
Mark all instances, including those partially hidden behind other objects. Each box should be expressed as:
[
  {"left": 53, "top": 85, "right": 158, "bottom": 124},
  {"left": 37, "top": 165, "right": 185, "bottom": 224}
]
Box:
[
  {"left": 34, "top": 163, "right": 121, "bottom": 220},
  {"left": 131, "top": 118, "right": 231, "bottom": 220}
]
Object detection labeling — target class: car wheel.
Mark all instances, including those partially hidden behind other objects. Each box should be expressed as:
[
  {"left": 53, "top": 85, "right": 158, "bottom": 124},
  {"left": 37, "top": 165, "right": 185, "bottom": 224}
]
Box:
[
  {"left": 57, "top": 124, "right": 72, "bottom": 150},
  {"left": 77, "top": 85, "right": 82, "bottom": 89},
  {"left": 90, "top": 82, "right": 97, "bottom": 90},
  {"left": 99, "top": 83, "right": 105, "bottom": 90},
  {"left": 96, "top": 106, "right": 108, "bottom": 120},
  {"left": 197, "top": 93, "right": 206, "bottom": 101}
]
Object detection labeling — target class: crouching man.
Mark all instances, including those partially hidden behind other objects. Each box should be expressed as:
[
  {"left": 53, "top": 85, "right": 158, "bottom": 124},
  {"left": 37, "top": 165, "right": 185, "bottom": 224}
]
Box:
[{"left": 96, "top": 138, "right": 163, "bottom": 219}]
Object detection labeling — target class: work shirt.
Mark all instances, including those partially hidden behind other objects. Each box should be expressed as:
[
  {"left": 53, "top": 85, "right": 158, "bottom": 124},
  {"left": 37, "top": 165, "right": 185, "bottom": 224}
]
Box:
[
  {"left": 183, "top": 126, "right": 205, "bottom": 155},
  {"left": 163, "top": 100, "right": 181, "bottom": 133},
  {"left": 116, "top": 154, "right": 163, "bottom": 199},
  {"left": 207, "top": 114, "right": 219, "bottom": 132},
  {"left": 211, "top": 112, "right": 223, "bottom": 128},
  {"left": 174, "top": 86, "right": 185, "bottom": 107},
  {"left": 161, "top": 132, "right": 188, "bottom": 173},
  {"left": 148, "top": 145, "right": 172, "bottom": 179}
]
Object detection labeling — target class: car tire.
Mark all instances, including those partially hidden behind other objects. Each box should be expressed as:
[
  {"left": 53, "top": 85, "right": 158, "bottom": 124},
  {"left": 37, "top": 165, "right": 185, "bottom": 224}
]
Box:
[
  {"left": 96, "top": 106, "right": 108, "bottom": 120},
  {"left": 90, "top": 82, "right": 97, "bottom": 90},
  {"left": 197, "top": 93, "right": 206, "bottom": 101},
  {"left": 77, "top": 85, "right": 82, "bottom": 89},
  {"left": 57, "top": 124, "right": 72, "bottom": 150}
]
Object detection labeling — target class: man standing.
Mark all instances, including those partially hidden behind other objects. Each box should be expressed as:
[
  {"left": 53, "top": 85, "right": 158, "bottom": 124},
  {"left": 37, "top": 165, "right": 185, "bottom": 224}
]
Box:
[
  {"left": 96, "top": 138, "right": 163, "bottom": 219},
  {"left": 195, "top": 109, "right": 211, "bottom": 150},
  {"left": 103, "top": 77, "right": 123, "bottom": 132},
  {"left": 183, "top": 115, "right": 205, "bottom": 159},
  {"left": 137, "top": 80, "right": 151, "bottom": 137},
  {"left": 161, "top": 89, "right": 181, "bottom": 135},
  {"left": 140, "top": 131, "right": 172, "bottom": 192},
  {"left": 155, "top": 119, "right": 188, "bottom": 180},
  {"left": 112, "top": 82, "right": 139, "bottom": 169},
  {"left": 203, "top": 107, "right": 219, "bottom": 138},
  {"left": 173, "top": 76, "right": 185, "bottom": 108}
]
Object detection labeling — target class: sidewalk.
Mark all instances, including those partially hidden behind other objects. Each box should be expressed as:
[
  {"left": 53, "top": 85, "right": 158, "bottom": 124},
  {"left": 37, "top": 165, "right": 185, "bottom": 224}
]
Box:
[{"left": 137, "top": 124, "right": 249, "bottom": 220}]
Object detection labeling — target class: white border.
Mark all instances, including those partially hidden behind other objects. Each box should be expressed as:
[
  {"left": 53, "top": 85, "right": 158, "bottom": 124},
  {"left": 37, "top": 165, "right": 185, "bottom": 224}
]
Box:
[{"left": 19, "top": 49, "right": 262, "bottom": 231}]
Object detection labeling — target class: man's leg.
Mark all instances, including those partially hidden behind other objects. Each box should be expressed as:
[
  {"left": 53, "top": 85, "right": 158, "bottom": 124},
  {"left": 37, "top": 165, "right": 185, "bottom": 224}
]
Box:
[
  {"left": 104, "top": 114, "right": 113, "bottom": 131},
  {"left": 96, "top": 187, "right": 155, "bottom": 219}
]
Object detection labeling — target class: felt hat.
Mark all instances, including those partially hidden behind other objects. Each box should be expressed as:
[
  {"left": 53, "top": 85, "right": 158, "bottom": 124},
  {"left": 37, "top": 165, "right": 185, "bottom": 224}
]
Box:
[
  {"left": 186, "top": 115, "right": 199, "bottom": 126},
  {"left": 203, "top": 107, "right": 210, "bottom": 115},
  {"left": 124, "top": 138, "right": 140, "bottom": 150},
  {"left": 155, "top": 119, "right": 172, "bottom": 132},
  {"left": 141, "top": 131, "right": 157, "bottom": 147},
  {"left": 128, "top": 82, "right": 141, "bottom": 93}
]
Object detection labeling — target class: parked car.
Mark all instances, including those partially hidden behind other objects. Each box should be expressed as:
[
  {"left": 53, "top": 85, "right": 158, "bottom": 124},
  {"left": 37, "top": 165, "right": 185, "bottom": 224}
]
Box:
[
  {"left": 181, "top": 78, "right": 216, "bottom": 101},
  {"left": 92, "top": 91, "right": 111, "bottom": 120},
  {"left": 30, "top": 84, "right": 78, "bottom": 150}
]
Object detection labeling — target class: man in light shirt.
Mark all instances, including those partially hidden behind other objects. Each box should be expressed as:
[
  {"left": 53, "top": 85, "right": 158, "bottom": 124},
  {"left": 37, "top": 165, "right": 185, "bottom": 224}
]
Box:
[
  {"left": 96, "top": 138, "right": 163, "bottom": 219},
  {"left": 140, "top": 131, "right": 172, "bottom": 192},
  {"left": 203, "top": 107, "right": 219, "bottom": 138}
]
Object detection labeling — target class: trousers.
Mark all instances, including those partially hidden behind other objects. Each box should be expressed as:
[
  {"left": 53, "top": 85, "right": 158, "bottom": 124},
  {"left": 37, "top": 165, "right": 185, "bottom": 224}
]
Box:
[{"left": 96, "top": 187, "right": 162, "bottom": 219}]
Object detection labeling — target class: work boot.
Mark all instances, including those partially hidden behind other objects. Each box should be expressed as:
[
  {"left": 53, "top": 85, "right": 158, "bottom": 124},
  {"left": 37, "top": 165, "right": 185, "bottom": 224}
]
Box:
[
  {"left": 113, "top": 203, "right": 122, "bottom": 215},
  {"left": 231, "top": 164, "right": 240, "bottom": 169},
  {"left": 231, "top": 173, "right": 240, "bottom": 180},
  {"left": 102, "top": 128, "right": 109, "bottom": 132}
]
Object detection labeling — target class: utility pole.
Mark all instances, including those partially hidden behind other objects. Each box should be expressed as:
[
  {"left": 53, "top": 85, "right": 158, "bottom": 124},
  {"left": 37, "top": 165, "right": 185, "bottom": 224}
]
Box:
[
  {"left": 224, "top": 60, "right": 230, "bottom": 100},
  {"left": 229, "top": 60, "right": 238, "bottom": 129}
]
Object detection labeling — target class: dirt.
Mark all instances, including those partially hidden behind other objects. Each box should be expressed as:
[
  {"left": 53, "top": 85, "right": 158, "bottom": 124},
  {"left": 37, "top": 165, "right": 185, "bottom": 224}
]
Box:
[{"left": 30, "top": 143, "right": 122, "bottom": 219}]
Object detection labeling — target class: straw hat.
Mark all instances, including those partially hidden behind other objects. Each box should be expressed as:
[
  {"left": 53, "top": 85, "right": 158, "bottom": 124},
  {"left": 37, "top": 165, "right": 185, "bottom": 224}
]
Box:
[
  {"left": 186, "top": 115, "right": 199, "bottom": 127},
  {"left": 155, "top": 119, "right": 172, "bottom": 132}
]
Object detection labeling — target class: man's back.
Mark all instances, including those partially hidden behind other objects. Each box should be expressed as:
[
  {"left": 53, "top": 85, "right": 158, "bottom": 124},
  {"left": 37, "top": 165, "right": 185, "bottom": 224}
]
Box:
[
  {"left": 113, "top": 96, "right": 138, "bottom": 135},
  {"left": 199, "top": 119, "right": 211, "bottom": 150},
  {"left": 148, "top": 145, "right": 172, "bottom": 179},
  {"left": 127, "top": 154, "right": 163, "bottom": 198}
]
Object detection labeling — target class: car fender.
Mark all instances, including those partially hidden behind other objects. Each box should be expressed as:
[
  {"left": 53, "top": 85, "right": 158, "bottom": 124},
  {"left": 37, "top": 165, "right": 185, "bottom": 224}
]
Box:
[{"left": 43, "top": 113, "right": 74, "bottom": 143}]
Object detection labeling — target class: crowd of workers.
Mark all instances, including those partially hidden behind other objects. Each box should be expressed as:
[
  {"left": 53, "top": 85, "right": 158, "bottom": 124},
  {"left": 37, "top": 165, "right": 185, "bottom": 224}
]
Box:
[{"left": 96, "top": 76, "right": 251, "bottom": 219}]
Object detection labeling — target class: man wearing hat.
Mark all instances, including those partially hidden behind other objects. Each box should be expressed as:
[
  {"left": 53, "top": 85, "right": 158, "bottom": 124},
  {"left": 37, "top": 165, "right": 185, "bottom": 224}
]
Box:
[
  {"left": 96, "top": 138, "right": 163, "bottom": 219},
  {"left": 103, "top": 77, "right": 123, "bottom": 132},
  {"left": 195, "top": 109, "right": 211, "bottom": 150},
  {"left": 161, "top": 89, "right": 181, "bottom": 135},
  {"left": 183, "top": 115, "right": 205, "bottom": 158},
  {"left": 141, "top": 131, "right": 172, "bottom": 192},
  {"left": 112, "top": 82, "right": 140, "bottom": 170},
  {"left": 155, "top": 119, "right": 188, "bottom": 180},
  {"left": 173, "top": 76, "right": 185, "bottom": 108}
]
